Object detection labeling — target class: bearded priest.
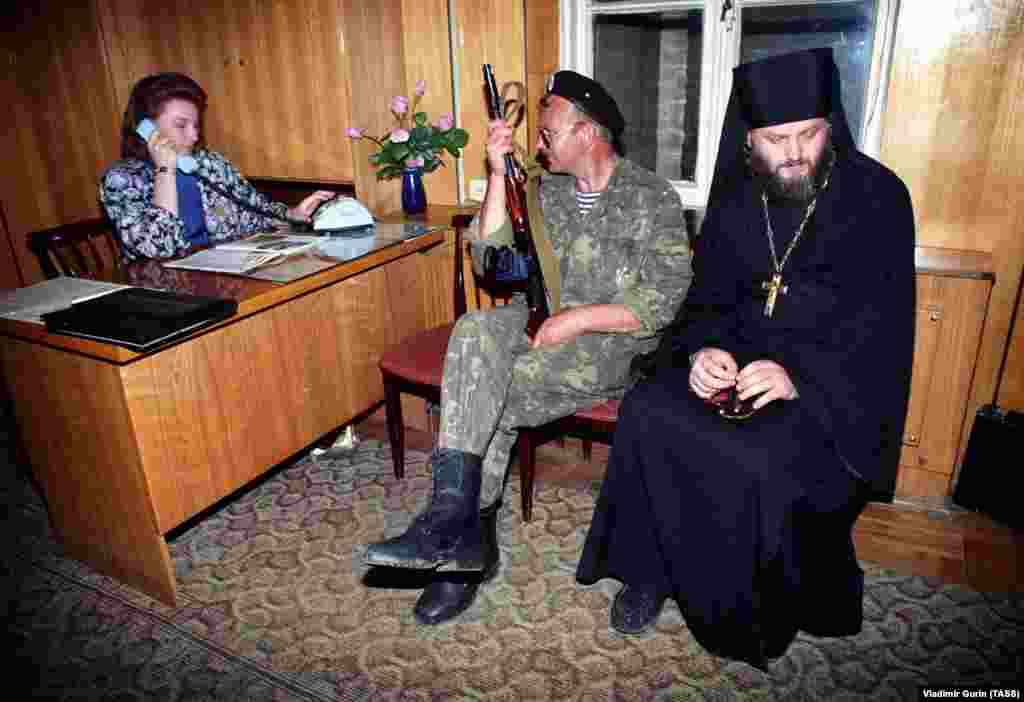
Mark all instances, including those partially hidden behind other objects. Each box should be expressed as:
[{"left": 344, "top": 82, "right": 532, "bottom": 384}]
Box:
[{"left": 575, "top": 47, "right": 916, "bottom": 668}]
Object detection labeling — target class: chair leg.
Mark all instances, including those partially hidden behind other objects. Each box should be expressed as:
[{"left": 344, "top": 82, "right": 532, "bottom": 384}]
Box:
[
  {"left": 581, "top": 439, "right": 593, "bottom": 462},
  {"left": 517, "top": 430, "right": 537, "bottom": 522},
  {"left": 383, "top": 379, "right": 405, "bottom": 479}
]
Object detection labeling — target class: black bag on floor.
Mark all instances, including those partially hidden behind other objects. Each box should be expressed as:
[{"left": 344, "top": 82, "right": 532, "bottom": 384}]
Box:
[
  {"left": 952, "top": 266, "right": 1023, "bottom": 530},
  {"left": 953, "top": 405, "right": 1023, "bottom": 529}
]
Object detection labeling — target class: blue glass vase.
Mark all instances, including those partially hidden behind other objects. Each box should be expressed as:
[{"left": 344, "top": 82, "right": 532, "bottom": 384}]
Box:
[{"left": 401, "top": 167, "right": 427, "bottom": 216}]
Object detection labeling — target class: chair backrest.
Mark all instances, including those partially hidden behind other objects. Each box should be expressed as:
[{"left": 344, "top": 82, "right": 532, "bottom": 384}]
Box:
[
  {"left": 27, "top": 218, "right": 122, "bottom": 279},
  {"left": 452, "top": 213, "right": 472, "bottom": 320}
]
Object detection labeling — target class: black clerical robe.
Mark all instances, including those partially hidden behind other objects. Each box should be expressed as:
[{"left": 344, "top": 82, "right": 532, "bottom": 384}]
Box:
[{"left": 576, "top": 149, "right": 915, "bottom": 666}]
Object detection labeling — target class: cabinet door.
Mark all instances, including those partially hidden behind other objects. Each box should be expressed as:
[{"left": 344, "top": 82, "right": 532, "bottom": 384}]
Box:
[
  {"left": 901, "top": 302, "right": 943, "bottom": 454},
  {"left": 896, "top": 273, "right": 993, "bottom": 497}
]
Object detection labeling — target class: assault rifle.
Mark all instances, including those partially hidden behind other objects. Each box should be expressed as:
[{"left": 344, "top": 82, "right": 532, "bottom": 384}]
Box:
[{"left": 482, "top": 63, "right": 550, "bottom": 336}]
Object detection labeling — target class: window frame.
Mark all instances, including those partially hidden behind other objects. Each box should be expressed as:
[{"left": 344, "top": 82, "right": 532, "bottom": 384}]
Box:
[{"left": 559, "top": 0, "right": 901, "bottom": 210}]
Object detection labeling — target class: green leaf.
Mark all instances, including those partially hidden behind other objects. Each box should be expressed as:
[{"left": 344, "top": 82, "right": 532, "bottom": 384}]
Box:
[
  {"left": 410, "top": 125, "right": 431, "bottom": 144},
  {"left": 414, "top": 112, "right": 428, "bottom": 127}
]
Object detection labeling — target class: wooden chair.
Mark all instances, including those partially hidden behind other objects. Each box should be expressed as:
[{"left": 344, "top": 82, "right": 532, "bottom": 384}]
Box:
[
  {"left": 379, "top": 212, "right": 621, "bottom": 521},
  {"left": 378, "top": 213, "right": 472, "bottom": 480},
  {"left": 27, "top": 217, "right": 122, "bottom": 279},
  {"left": 517, "top": 400, "right": 620, "bottom": 522}
]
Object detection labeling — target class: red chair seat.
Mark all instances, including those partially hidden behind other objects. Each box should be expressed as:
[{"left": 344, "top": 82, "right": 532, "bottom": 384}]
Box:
[
  {"left": 517, "top": 397, "right": 622, "bottom": 522},
  {"left": 574, "top": 399, "right": 620, "bottom": 424},
  {"left": 379, "top": 323, "right": 454, "bottom": 387}
]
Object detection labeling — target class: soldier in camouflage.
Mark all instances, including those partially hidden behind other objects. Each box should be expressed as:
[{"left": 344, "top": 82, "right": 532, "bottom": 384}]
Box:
[{"left": 364, "top": 70, "right": 694, "bottom": 625}]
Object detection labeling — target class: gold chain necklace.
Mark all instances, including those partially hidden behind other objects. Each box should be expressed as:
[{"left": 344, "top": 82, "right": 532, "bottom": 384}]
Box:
[
  {"left": 759, "top": 154, "right": 835, "bottom": 318},
  {"left": 760, "top": 193, "right": 817, "bottom": 318}
]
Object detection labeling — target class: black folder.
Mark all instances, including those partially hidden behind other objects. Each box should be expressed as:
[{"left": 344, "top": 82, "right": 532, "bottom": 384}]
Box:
[{"left": 42, "top": 287, "right": 238, "bottom": 351}]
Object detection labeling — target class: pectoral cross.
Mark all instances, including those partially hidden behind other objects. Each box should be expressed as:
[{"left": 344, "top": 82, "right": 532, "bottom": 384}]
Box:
[{"left": 761, "top": 272, "right": 788, "bottom": 318}]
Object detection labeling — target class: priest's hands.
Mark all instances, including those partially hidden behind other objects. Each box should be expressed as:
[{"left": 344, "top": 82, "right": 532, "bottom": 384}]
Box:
[
  {"left": 689, "top": 347, "right": 737, "bottom": 399},
  {"left": 690, "top": 349, "right": 798, "bottom": 409},
  {"left": 735, "top": 359, "right": 798, "bottom": 410}
]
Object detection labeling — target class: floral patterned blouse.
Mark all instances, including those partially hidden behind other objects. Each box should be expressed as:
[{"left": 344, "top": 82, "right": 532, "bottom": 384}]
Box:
[{"left": 99, "top": 149, "right": 289, "bottom": 261}]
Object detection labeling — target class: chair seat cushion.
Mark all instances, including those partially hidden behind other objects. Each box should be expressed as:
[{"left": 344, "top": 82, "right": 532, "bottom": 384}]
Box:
[
  {"left": 576, "top": 399, "right": 621, "bottom": 423},
  {"left": 379, "top": 323, "right": 455, "bottom": 387}
]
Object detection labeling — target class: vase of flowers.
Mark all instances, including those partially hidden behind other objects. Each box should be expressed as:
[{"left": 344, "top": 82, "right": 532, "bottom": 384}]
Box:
[
  {"left": 401, "top": 167, "right": 427, "bottom": 215},
  {"left": 346, "top": 80, "right": 469, "bottom": 215}
]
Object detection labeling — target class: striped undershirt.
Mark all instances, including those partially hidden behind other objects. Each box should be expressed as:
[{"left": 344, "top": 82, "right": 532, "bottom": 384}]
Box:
[{"left": 576, "top": 189, "right": 602, "bottom": 216}]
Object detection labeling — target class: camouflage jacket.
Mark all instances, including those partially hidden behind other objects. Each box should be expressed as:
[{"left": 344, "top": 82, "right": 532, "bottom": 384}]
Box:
[
  {"left": 476, "top": 157, "right": 692, "bottom": 341},
  {"left": 100, "top": 150, "right": 288, "bottom": 261}
]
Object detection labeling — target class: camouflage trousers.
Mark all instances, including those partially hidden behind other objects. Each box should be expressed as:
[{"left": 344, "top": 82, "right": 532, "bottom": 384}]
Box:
[{"left": 437, "top": 300, "right": 635, "bottom": 508}]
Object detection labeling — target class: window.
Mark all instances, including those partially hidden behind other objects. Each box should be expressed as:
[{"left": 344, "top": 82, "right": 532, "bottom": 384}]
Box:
[{"left": 561, "top": 0, "right": 900, "bottom": 209}]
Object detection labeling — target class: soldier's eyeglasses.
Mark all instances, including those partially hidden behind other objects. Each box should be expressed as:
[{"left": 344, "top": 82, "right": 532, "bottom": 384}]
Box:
[{"left": 538, "top": 123, "right": 578, "bottom": 147}]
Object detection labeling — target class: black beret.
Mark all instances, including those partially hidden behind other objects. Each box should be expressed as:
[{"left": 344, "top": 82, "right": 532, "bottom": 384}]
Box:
[
  {"left": 733, "top": 48, "right": 835, "bottom": 129},
  {"left": 545, "top": 70, "right": 625, "bottom": 136}
]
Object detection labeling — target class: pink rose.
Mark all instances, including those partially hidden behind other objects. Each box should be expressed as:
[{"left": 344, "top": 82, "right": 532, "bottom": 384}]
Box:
[
  {"left": 415, "top": 80, "right": 427, "bottom": 97},
  {"left": 390, "top": 129, "right": 410, "bottom": 143},
  {"left": 391, "top": 95, "right": 409, "bottom": 115},
  {"left": 345, "top": 127, "right": 364, "bottom": 139},
  {"left": 436, "top": 113, "right": 454, "bottom": 131}
]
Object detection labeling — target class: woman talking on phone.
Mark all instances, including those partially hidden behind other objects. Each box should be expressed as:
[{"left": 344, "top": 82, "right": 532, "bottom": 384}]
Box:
[{"left": 100, "top": 72, "right": 335, "bottom": 261}]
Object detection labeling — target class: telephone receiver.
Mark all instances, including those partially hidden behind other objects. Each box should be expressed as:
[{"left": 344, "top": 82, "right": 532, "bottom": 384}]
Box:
[{"left": 135, "top": 118, "right": 198, "bottom": 174}]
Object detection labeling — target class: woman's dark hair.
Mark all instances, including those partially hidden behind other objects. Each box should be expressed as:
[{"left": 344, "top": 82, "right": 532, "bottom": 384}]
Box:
[{"left": 120, "top": 72, "right": 208, "bottom": 161}]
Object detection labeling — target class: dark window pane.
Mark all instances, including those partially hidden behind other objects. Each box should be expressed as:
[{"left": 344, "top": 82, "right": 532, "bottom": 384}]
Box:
[
  {"left": 593, "top": 10, "right": 703, "bottom": 182},
  {"left": 740, "top": 1, "right": 879, "bottom": 146}
]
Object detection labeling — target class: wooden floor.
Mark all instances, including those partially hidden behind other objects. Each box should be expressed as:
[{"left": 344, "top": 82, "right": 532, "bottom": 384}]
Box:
[{"left": 358, "top": 417, "right": 1022, "bottom": 594}]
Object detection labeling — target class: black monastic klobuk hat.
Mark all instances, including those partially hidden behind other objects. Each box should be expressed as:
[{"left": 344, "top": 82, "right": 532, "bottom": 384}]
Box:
[{"left": 707, "top": 47, "right": 855, "bottom": 209}]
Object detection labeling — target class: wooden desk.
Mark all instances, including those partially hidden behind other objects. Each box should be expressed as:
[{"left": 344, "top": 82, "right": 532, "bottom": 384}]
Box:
[{"left": 0, "top": 210, "right": 463, "bottom": 605}]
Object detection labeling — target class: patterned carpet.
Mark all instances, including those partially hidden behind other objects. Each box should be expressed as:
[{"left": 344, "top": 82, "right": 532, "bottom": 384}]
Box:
[{"left": 4, "top": 439, "right": 1022, "bottom": 701}]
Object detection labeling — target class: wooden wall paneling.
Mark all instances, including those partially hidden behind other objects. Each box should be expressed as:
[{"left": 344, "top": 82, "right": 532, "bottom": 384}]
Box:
[
  {"left": 881, "top": 0, "right": 1024, "bottom": 437},
  {"left": 524, "top": 0, "right": 560, "bottom": 155},
  {"left": 969, "top": 24, "right": 1024, "bottom": 416},
  {"left": 402, "top": 0, "right": 459, "bottom": 206},
  {"left": 0, "top": 202, "right": 23, "bottom": 290},
  {"left": 999, "top": 288, "right": 1024, "bottom": 409},
  {"left": 0, "top": 338, "right": 177, "bottom": 603},
  {"left": 98, "top": 0, "right": 355, "bottom": 184},
  {"left": 301, "top": 0, "right": 357, "bottom": 184},
  {"left": 341, "top": 0, "right": 406, "bottom": 214},
  {"left": 451, "top": 0, "right": 527, "bottom": 190},
  {"left": 179, "top": 0, "right": 251, "bottom": 168},
  {"left": 0, "top": 3, "right": 121, "bottom": 287},
  {"left": 96, "top": 1, "right": 194, "bottom": 132}
]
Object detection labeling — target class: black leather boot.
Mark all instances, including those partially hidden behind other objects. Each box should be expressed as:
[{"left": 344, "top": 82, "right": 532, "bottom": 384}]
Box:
[
  {"left": 414, "top": 499, "right": 501, "bottom": 625},
  {"left": 364, "top": 448, "right": 486, "bottom": 571}
]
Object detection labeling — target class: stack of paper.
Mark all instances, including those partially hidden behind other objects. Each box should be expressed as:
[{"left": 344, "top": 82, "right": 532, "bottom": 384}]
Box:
[
  {"left": 0, "top": 277, "right": 130, "bottom": 324},
  {"left": 163, "top": 232, "right": 320, "bottom": 275}
]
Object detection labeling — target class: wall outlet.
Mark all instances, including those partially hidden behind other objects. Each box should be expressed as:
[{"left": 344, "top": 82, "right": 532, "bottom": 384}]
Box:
[{"left": 469, "top": 178, "right": 487, "bottom": 202}]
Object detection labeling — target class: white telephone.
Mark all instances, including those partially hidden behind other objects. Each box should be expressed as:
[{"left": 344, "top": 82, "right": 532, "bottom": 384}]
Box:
[
  {"left": 313, "top": 196, "right": 375, "bottom": 233},
  {"left": 136, "top": 118, "right": 198, "bottom": 174}
]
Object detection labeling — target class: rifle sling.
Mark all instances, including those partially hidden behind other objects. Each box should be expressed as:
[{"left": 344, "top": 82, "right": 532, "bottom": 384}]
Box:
[{"left": 524, "top": 161, "right": 560, "bottom": 314}]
